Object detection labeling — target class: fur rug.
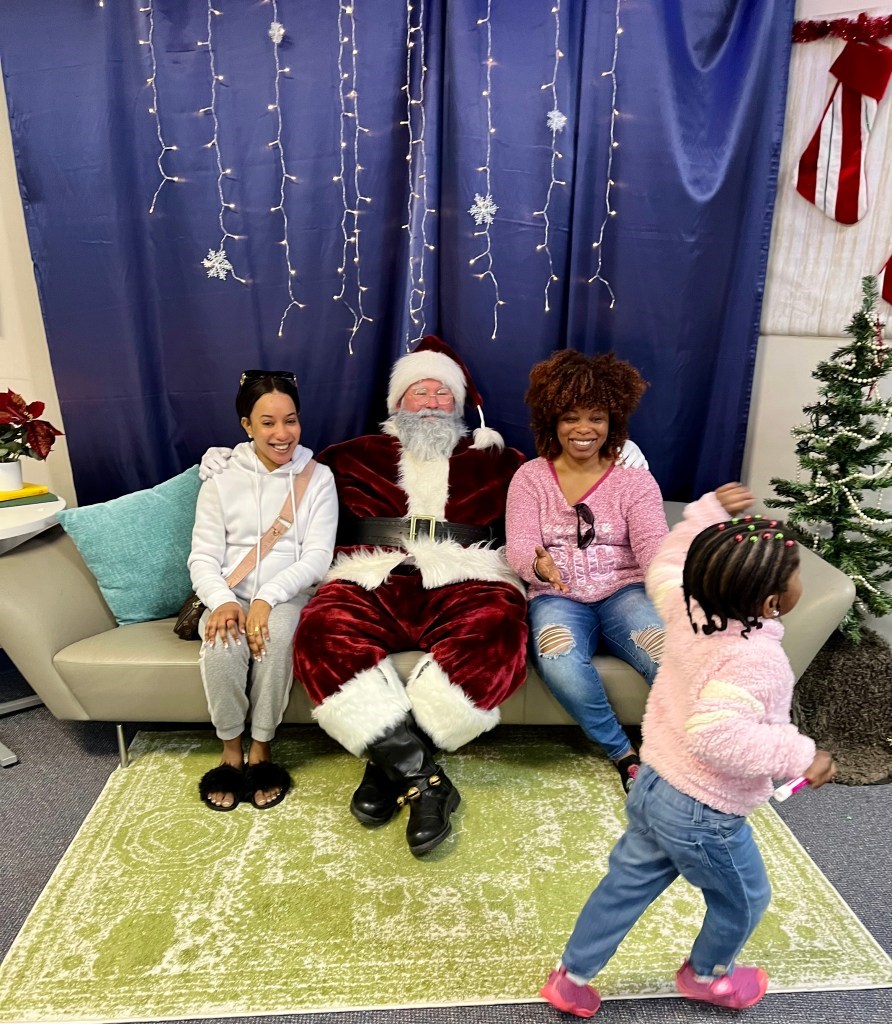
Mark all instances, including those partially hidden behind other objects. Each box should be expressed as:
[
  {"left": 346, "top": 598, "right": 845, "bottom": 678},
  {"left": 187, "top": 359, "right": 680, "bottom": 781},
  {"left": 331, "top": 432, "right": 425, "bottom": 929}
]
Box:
[{"left": 793, "top": 628, "right": 892, "bottom": 785}]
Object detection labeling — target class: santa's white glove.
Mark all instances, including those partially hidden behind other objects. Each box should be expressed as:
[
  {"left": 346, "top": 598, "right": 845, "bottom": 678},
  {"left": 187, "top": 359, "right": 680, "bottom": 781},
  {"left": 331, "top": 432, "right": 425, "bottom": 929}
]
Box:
[
  {"left": 618, "top": 439, "right": 648, "bottom": 470},
  {"left": 198, "top": 446, "right": 233, "bottom": 481}
]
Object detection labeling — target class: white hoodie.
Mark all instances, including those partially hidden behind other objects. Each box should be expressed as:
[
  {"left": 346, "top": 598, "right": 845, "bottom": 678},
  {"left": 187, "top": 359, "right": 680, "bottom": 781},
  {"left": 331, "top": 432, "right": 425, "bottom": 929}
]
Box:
[{"left": 188, "top": 441, "right": 338, "bottom": 612}]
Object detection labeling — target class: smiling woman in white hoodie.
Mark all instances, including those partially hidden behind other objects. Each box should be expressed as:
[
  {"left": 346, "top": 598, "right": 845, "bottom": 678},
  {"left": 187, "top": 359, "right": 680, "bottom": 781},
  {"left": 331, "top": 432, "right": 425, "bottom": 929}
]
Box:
[{"left": 188, "top": 371, "right": 338, "bottom": 812}]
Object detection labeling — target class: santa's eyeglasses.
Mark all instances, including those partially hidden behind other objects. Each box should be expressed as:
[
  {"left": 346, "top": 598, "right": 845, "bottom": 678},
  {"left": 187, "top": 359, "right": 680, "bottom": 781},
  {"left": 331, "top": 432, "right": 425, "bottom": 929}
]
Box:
[
  {"left": 409, "top": 387, "right": 453, "bottom": 402},
  {"left": 574, "top": 502, "right": 595, "bottom": 550}
]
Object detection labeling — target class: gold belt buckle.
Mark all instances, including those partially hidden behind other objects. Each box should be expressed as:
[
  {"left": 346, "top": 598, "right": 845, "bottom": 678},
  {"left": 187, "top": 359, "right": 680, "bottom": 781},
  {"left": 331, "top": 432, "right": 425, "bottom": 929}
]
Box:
[{"left": 408, "top": 514, "right": 437, "bottom": 541}]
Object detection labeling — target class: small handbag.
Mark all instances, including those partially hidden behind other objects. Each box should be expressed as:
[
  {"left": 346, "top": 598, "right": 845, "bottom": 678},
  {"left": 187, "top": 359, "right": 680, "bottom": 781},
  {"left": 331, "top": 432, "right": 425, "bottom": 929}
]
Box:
[{"left": 173, "top": 460, "right": 317, "bottom": 640}]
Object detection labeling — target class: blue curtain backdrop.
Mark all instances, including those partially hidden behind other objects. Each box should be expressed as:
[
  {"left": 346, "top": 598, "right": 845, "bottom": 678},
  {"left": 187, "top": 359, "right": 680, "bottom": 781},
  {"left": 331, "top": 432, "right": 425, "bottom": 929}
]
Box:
[{"left": 0, "top": 0, "right": 794, "bottom": 505}]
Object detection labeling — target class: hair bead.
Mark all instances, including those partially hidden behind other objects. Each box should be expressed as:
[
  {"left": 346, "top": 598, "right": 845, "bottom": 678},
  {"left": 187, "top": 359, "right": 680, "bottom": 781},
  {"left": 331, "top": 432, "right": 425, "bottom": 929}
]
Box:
[
  {"left": 717, "top": 523, "right": 726, "bottom": 530},
  {"left": 785, "top": 539, "right": 795, "bottom": 547},
  {"left": 735, "top": 534, "right": 743, "bottom": 542}
]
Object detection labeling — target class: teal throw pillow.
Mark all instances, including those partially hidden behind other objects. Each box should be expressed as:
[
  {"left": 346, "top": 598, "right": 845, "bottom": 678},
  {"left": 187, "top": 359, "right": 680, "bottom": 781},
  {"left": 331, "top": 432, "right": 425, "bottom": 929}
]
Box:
[{"left": 57, "top": 467, "right": 201, "bottom": 626}]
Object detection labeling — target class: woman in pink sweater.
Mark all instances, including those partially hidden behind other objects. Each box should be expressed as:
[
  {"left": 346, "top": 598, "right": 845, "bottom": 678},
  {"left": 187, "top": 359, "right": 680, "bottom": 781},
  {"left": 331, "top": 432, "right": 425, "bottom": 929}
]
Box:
[
  {"left": 539, "top": 483, "right": 835, "bottom": 1017},
  {"left": 505, "top": 351, "right": 668, "bottom": 791}
]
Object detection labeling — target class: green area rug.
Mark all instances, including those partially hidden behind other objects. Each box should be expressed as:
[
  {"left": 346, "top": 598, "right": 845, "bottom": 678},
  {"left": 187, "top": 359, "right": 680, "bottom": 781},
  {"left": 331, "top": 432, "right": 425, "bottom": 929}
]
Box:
[{"left": 1, "top": 727, "right": 890, "bottom": 1023}]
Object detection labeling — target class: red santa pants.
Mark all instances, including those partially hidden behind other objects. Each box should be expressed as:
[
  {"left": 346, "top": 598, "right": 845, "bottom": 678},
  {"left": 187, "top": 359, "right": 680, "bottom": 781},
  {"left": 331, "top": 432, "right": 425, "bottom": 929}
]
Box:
[{"left": 293, "top": 573, "right": 528, "bottom": 711}]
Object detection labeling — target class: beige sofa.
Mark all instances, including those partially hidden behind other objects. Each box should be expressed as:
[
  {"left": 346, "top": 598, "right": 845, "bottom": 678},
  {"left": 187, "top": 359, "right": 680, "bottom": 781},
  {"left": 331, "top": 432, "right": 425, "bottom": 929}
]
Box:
[{"left": 0, "top": 503, "right": 855, "bottom": 764}]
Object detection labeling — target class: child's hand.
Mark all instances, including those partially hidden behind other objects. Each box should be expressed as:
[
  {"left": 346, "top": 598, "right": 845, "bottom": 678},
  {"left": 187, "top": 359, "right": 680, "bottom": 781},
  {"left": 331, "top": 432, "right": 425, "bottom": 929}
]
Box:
[
  {"left": 534, "top": 546, "right": 569, "bottom": 594},
  {"left": 714, "top": 482, "right": 755, "bottom": 517},
  {"left": 803, "top": 749, "right": 836, "bottom": 789}
]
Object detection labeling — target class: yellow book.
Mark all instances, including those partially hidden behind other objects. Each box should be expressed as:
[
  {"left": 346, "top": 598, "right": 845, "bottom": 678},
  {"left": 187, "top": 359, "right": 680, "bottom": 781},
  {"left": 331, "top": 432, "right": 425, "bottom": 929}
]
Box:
[{"left": 0, "top": 481, "right": 49, "bottom": 502}]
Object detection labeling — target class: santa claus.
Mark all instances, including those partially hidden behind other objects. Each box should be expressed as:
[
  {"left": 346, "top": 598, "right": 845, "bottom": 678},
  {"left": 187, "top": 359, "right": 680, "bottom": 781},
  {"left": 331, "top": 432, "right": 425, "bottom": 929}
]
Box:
[{"left": 293, "top": 336, "right": 528, "bottom": 856}]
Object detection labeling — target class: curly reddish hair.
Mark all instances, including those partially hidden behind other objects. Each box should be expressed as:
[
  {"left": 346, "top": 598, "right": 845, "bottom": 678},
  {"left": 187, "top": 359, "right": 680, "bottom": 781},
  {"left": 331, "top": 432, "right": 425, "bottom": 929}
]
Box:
[{"left": 525, "top": 350, "right": 649, "bottom": 461}]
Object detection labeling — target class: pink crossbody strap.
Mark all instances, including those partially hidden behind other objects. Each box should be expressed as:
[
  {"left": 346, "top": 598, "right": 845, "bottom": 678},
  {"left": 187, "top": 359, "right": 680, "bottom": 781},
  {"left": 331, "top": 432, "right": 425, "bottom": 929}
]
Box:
[{"left": 224, "top": 460, "right": 317, "bottom": 590}]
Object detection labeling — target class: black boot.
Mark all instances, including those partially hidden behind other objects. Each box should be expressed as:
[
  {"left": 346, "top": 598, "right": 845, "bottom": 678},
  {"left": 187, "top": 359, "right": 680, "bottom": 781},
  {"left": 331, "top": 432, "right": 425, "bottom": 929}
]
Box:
[
  {"left": 350, "top": 760, "right": 403, "bottom": 826},
  {"left": 364, "top": 714, "right": 461, "bottom": 856}
]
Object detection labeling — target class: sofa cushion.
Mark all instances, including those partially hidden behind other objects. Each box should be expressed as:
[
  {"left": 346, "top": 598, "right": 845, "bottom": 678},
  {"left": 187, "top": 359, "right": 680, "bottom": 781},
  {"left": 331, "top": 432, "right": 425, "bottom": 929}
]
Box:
[{"left": 56, "top": 467, "right": 201, "bottom": 626}]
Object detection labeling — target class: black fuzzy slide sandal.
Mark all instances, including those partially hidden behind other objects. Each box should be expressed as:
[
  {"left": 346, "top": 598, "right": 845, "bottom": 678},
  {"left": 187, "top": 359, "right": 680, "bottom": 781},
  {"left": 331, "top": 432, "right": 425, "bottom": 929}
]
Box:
[
  {"left": 198, "top": 763, "right": 245, "bottom": 811},
  {"left": 244, "top": 761, "right": 292, "bottom": 809}
]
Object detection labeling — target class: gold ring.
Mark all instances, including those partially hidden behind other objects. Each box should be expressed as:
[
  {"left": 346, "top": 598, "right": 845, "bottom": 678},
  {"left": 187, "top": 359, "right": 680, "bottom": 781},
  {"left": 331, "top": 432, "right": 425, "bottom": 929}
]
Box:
[{"left": 252, "top": 628, "right": 261, "bottom": 633}]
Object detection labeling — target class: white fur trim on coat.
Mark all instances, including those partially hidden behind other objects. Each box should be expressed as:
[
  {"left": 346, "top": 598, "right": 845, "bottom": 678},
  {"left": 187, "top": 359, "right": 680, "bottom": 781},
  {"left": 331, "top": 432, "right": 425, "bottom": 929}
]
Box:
[
  {"left": 410, "top": 539, "right": 524, "bottom": 592},
  {"left": 407, "top": 655, "right": 500, "bottom": 751},
  {"left": 387, "top": 351, "right": 467, "bottom": 413},
  {"left": 326, "top": 548, "right": 408, "bottom": 590},
  {"left": 326, "top": 539, "right": 524, "bottom": 593},
  {"left": 312, "top": 658, "right": 410, "bottom": 757},
  {"left": 398, "top": 449, "right": 449, "bottom": 518}
]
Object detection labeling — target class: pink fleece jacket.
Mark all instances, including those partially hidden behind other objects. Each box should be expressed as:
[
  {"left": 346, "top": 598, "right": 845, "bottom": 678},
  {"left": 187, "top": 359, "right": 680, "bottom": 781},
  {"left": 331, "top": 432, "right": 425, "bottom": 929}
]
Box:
[
  {"left": 505, "top": 459, "right": 668, "bottom": 604},
  {"left": 641, "top": 492, "right": 816, "bottom": 816}
]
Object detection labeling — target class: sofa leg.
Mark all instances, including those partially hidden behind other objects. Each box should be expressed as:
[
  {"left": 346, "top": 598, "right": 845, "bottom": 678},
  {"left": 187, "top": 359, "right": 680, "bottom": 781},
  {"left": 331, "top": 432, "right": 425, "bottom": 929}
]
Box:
[{"left": 116, "top": 724, "right": 130, "bottom": 768}]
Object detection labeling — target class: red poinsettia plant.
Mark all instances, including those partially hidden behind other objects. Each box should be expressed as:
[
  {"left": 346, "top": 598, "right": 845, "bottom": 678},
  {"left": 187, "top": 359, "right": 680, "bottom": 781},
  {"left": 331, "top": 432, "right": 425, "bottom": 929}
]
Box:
[{"left": 0, "top": 389, "right": 63, "bottom": 462}]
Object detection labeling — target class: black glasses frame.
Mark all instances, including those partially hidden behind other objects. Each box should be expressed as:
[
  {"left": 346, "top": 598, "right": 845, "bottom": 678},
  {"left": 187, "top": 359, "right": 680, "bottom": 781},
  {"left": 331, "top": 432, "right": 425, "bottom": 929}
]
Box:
[
  {"left": 239, "top": 369, "right": 298, "bottom": 388},
  {"left": 574, "top": 502, "right": 595, "bottom": 550}
]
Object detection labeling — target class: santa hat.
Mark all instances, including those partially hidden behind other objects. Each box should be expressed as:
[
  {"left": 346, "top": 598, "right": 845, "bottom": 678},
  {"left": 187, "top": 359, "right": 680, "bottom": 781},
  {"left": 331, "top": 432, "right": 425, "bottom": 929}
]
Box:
[{"left": 387, "top": 335, "right": 504, "bottom": 449}]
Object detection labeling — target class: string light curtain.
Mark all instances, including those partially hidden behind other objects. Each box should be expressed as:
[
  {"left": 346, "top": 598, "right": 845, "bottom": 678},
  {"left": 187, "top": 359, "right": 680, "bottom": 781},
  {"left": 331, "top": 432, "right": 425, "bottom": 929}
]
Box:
[{"left": 0, "top": 0, "right": 793, "bottom": 504}]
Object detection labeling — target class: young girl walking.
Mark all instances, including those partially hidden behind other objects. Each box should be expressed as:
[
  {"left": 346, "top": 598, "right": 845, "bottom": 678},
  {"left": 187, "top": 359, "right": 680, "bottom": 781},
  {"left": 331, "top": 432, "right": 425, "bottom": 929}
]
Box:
[{"left": 539, "top": 482, "right": 836, "bottom": 1016}]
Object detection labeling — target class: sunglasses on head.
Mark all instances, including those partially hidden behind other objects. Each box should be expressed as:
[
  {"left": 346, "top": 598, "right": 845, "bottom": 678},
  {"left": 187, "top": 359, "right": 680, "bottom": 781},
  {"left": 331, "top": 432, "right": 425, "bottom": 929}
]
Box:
[
  {"left": 574, "top": 502, "right": 595, "bottom": 550},
  {"left": 239, "top": 369, "right": 298, "bottom": 388}
]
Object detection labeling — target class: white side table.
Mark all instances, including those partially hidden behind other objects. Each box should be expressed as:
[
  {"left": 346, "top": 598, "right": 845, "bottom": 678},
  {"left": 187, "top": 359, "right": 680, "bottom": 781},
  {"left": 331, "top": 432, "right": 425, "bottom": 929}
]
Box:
[
  {"left": 0, "top": 496, "right": 67, "bottom": 555},
  {"left": 0, "top": 496, "right": 67, "bottom": 765}
]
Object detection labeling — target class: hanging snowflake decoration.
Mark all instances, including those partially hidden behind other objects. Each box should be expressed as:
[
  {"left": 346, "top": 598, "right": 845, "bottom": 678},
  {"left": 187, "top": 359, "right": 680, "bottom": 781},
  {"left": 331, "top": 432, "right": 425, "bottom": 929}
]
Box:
[
  {"left": 468, "top": 193, "right": 498, "bottom": 227},
  {"left": 546, "top": 108, "right": 568, "bottom": 133},
  {"left": 202, "top": 247, "right": 233, "bottom": 281},
  {"left": 268, "top": 21, "right": 285, "bottom": 45}
]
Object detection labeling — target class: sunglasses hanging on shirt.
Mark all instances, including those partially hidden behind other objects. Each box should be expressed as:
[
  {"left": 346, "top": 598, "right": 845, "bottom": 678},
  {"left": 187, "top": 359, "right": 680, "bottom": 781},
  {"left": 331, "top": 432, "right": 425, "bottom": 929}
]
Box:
[{"left": 574, "top": 502, "right": 595, "bottom": 550}]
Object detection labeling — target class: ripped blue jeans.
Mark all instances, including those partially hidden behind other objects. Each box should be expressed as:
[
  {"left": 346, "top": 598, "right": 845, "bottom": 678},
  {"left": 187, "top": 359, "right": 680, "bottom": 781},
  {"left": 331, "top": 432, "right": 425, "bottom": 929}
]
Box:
[{"left": 528, "top": 584, "right": 663, "bottom": 761}]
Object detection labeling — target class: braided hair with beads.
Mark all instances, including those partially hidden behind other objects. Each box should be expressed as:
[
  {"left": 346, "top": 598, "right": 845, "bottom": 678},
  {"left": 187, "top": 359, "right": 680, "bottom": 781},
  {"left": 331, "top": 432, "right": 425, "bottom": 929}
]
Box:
[{"left": 682, "top": 516, "right": 800, "bottom": 639}]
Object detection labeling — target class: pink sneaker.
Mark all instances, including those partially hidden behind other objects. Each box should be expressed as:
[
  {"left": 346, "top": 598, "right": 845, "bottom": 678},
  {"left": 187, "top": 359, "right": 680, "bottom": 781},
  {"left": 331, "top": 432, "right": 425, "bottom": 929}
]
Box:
[
  {"left": 539, "top": 966, "right": 601, "bottom": 1018},
  {"left": 675, "top": 959, "right": 768, "bottom": 1009}
]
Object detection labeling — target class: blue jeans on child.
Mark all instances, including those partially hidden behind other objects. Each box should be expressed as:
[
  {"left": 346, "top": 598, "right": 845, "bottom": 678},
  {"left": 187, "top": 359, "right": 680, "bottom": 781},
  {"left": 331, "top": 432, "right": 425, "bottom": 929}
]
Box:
[
  {"left": 561, "top": 764, "right": 772, "bottom": 981},
  {"left": 528, "top": 584, "right": 662, "bottom": 761}
]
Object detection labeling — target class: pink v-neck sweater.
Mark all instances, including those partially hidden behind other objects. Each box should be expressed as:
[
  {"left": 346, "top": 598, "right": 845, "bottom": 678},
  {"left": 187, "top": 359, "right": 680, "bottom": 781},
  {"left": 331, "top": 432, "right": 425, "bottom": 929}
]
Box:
[{"left": 505, "top": 458, "right": 668, "bottom": 604}]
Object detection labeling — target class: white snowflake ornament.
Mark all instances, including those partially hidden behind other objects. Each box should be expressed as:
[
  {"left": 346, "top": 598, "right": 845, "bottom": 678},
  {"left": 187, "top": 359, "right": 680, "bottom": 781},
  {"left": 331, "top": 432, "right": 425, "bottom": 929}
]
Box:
[
  {"left": 546, "top": 108, "right": 568, "bottom": 133},
  {"left": 269, "top": 21, "right": 285, "bottom": 45},
  {"left": 468, "top": 193, "right": 498, "bottom": 227},
  {"left": 202, "top": 247, "right": 233, "bottom": 281}
]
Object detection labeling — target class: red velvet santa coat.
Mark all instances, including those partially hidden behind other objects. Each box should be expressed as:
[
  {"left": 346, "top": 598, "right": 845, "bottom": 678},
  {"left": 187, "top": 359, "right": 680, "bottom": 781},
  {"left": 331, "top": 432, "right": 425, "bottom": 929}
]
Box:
[{"left": 293, "top": 424, "right": 529, "bottom": 756}]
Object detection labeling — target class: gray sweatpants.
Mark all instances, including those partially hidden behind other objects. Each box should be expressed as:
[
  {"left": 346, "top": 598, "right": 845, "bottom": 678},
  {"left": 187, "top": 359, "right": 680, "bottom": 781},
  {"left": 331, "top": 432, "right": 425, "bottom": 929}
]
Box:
[{"left": 198, "top": 596, "right": 306, "bottom": 742}]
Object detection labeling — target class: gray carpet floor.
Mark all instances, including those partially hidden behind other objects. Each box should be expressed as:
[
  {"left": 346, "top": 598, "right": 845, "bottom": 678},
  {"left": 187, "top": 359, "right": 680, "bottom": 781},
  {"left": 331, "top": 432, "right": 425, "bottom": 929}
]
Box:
[{"left": 1, "top": 654, "right": 890, "bottom": 1024}]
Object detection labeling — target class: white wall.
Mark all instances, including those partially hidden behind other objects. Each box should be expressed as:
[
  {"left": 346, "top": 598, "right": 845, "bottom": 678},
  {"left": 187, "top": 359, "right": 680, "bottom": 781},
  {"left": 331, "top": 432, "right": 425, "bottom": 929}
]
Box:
[{"left": 0, "top": 67, "right": 75, "bottom": 505}]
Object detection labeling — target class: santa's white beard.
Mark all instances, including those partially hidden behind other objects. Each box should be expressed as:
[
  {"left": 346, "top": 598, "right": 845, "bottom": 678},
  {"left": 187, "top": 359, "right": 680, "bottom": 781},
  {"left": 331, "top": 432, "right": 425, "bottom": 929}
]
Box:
[{"left": 392, "top": 409, "right": 467, "bottom": 460}]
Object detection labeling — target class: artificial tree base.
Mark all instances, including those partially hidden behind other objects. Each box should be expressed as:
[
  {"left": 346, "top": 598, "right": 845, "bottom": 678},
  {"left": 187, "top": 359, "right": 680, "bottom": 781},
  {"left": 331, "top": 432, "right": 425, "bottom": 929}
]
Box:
[{"left": 793, "top": 627, "right": 892, "bottom": 785}]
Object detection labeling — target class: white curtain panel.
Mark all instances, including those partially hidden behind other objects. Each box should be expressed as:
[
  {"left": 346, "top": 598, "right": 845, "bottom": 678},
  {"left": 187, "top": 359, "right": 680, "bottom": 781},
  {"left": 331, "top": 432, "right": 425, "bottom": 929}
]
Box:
[{"left": 763, "top": 6, "right": 892, "bottom": 337}]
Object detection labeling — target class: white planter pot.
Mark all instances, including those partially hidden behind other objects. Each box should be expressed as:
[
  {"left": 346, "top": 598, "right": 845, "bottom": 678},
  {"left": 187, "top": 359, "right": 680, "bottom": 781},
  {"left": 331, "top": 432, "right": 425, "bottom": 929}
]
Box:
[{"left": 0, "top": 460, "right": 24, "bottom": 492}]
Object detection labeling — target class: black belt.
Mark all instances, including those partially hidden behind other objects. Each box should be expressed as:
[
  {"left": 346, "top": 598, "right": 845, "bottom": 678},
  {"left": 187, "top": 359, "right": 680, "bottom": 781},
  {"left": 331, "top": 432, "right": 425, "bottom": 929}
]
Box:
[{"left": 340, "top": 515, "right": 501, "bottom": 548}]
